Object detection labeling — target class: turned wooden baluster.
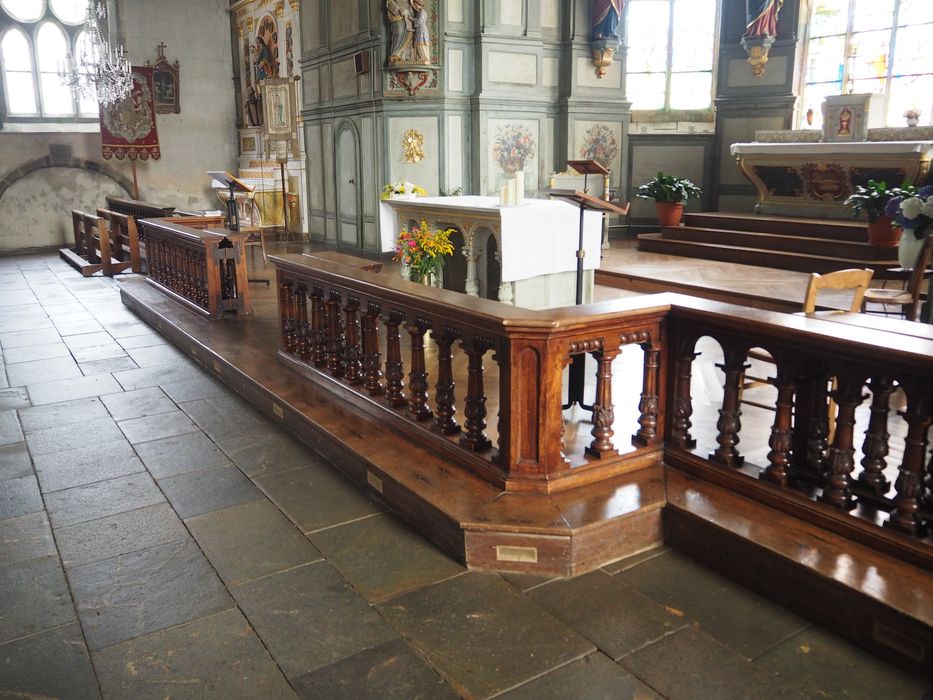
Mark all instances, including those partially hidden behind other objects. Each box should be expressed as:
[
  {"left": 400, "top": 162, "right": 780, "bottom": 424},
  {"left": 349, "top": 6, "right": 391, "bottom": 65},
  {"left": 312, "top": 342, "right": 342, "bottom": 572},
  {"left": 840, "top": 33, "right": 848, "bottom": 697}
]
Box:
[
  {"left": 295, "top": 288, "right": 311, "bottom": 361},
  {"left": 362, "top": 303, "right": 384, "bottom": 396},
  {"left": 343, "top": 296, "right": 363, "bottom": 385},
  {"left": 198, "top": 258, "right": 208, "bottom": 306},
  {"left": 819, "top": 373, "right": 866, "bottom": 510},
  {"left": 634, "top": 339, "right": 661, "bottom": 448},
  {"left": 406, "top": 319, "right": 432, "bottom": 421},
  {"left": 310, "top": 288, "right": 327, "bottom": 368},
  {"left": 281, "top": 282, "right": 298, "bottom": 354},
  {"left": 325, "top": 291, "right": 344, "bottom": 377},
  {"left": 858, "top": 377, "right": 894, "bottom": 495},
  {"left": 460, "top": 339, "right": 492, "bottom": 452},
  {"left": 762, "top": 361, "right": 796, "bottom": 487},
  {"left": 798, "top": 367, "right": 833, "bottom": 479},
  {"left": 431, "top": 328, "right": 461, "bottom": 435},
  {"left": 668, "top": 337, "right": 699, "bottom": 449},
  {"left": 587, "top": 348, "right": 620, "bottom": 458},
  {"left": 384, "top": 310, "right": 408, "bottom": 407},
  {"left": 709, "top": 345, "right": 749, "bottom": 468},
  {"left": 885, "top": 388, "right": 932, "bottom": 535}
]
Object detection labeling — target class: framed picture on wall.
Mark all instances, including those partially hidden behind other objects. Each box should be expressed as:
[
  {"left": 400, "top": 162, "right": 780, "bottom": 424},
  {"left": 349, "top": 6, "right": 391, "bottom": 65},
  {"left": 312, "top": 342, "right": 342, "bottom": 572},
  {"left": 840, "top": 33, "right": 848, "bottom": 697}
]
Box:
[
  {"left": 261, "top": 77, "right": 298, "bottom": 143},
  {"left": 148, "top": 43, "right": 180, "bottom": 115}
]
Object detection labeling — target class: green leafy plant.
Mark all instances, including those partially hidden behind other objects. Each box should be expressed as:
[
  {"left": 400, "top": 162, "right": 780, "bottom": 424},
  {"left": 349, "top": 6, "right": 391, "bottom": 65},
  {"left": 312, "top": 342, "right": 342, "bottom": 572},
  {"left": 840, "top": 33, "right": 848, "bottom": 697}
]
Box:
[
  {"left": 843, "top": 180, "right": 905, "bottom": 223},
  {"left": 636, "top": 171, "right": 702, "bottom": 203}
]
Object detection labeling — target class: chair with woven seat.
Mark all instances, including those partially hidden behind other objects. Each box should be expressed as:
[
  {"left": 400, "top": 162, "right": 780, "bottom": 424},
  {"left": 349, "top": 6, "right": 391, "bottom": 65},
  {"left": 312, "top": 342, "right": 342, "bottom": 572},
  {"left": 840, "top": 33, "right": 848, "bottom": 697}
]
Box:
[{"left": 862, "top": 235, "right": 933, "bottom": 322}]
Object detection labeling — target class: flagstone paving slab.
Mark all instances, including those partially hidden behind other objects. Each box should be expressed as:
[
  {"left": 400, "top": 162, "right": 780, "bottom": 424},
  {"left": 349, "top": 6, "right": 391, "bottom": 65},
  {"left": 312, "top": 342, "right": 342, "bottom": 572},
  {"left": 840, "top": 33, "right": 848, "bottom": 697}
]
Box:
[
  {"left": 33, "top": 439, "right": 144, "bottom": 493},
  {"left": 0, "top": 555, "right": 75, "bottom": 644},
  {"left": 0, "top": 510, "right": 56, "bottom": 567},
  {"left": 133, "top": 431, "right": 232, "bottom": 479},
  {"left": 0, "top": 622, "right": 100, "bottom": 700},
  {"left": 45, "top": 472, "right": 165, "bottom": 528},
  {"left": 158, "top": 464, "right": 263, "bottom": 519}
]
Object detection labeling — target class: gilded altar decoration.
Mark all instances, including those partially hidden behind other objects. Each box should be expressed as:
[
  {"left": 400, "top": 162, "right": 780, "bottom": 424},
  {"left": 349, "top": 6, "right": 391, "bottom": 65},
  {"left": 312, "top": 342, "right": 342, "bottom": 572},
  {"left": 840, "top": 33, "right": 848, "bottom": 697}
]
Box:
[
  {"left": 254, "top": 14, "right": 279, "bottom": 82},
  {"left": 385, "top": 0, "right": 439, "bottom": 96},
  {"left": 493, "top": 124, "right": 536, "bottom": 175},
  {"left": 402, "top": 129, "right": 426, "bottom": 164},
  {"left": 100, "top": 66, "right": 161, "bottom": 161},
  {"left": 590, "top": 0, "right": 623, "bottom": 78},
  {"left": 580, "top": 124, "right": 618, "bottom": 169},
  {"left": 741, "top": 0, "right": 783, "bottom": 78},
  {"left": 837, "top": 107, "right": 853, "bottom": 137},
  {"left": 801, "top": 162, "right": 849, "bottom": 201},
  {"left": 146, "top": 42, "right": 180, "bottom": 115}
]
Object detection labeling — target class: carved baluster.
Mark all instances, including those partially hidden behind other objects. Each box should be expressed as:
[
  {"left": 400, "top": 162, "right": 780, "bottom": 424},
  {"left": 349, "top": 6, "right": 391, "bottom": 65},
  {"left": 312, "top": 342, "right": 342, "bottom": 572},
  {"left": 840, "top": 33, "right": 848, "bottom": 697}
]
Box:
[
  {"left": 310, "top": 288, "right": 327, "bottom": 368},
  {"left": 762, "top": 362, "right": 796, "bottom": 487},
  {"left": 669, "top": 338, "right": 699, "bottom": 449},
  {"left": 709, "top": 346, "right": 749, "bottom": 468},
  {"left": 384, "top": 311, "right": 407, "bottom": 407},
  {"left": 282, "top": 283, "right": 298, "bottom": 354},
  {"left": 858, "top": 377, "right": 894, "bottom": 495},
  {"left": 460, "top": 339, "right": 492, "bottom": 452},
  {"left": 295, "top": 288, "right": 311, "bottom": 361},
  {"left": 819, "top": 373, "right": 866, "bottom": 510},
  {"left": 432, "top": 328, "right": 461, "bottom": 435},
  {"left": 634, "top": 339, "right": 661, "bottom": 448},
  {"left": 885, "top": 388, "right": 932, "bottom": 535},
  {"left": 362, "top": 303, "right": 384, "bottom": 396},
  {"left": 199, "top": 258, "right": 208, "bottom": 306},
  {"left": 325, "top": 291, "right": 344, "bottom": 376},
  {"left": 278, "top": 281, "right": 292, "bottom": 350},
  {"left": 587, "top": 349, "right": 620, "bottom": 458},
  {"left": 343, "top": 296, "right": 363, "bottom": 384},
  {"left": 406, "top": 320, "right": 432, "bottom": 421},
  {"left": 800, "top": 367, "right": 833, "bottom": 479}
]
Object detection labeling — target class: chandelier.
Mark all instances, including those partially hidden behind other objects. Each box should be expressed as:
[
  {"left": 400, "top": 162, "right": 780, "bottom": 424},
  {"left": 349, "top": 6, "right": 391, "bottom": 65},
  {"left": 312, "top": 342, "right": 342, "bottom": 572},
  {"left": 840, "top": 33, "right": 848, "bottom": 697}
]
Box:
[{"left": 59, "top": 0, "right": 132, "bottom": 107}]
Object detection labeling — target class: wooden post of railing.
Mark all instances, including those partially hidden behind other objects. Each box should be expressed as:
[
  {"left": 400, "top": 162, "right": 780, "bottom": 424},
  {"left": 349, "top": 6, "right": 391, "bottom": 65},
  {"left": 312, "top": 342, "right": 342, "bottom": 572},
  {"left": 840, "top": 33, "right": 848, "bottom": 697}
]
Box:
[
  {"left": 633, "top": 337, "right": 662, "bottom": 448},
  {"left": 859, "top": 377, "right": 894, "bottom": 495},
  {"left": 325, "top": 291, "right": 344, "bottom": 377},
  {"left": 460, "top": 338, "right": 492, "bottom": 452},
  {"left": 344, "top": 296, "right": 364, "bottom": 385},
  {"left": 762, "top": 362, "right": 796, "bottom": 487},
  {"left": 431, "top": 327, "right": 461, "bottom": 435},
  {"left": 311, "top": 287, "right": 326, "bottom": 368},
  {"left": 406, "top": 320, "right": 432, "bottom": 421},
  {"left": 709, "top": 346, "right": 749, "bottom": 468},
  {"left": 668, "top": 335, "right": 699, "bottom": 449},
  {"left": 885, "top": 388, "right": 931, "bottom": 535},
  {"left": 586, "top": 347, "right": 620, "bottom": 458},
  {"left": 794, "top": 367, "right": 832, "bottom": 481},
  {"left": 819, "top": 373, "right": 865, "bottom": 511},
  {"left": 362, "top": 303, "right": 385, "bottom": 396},
  {"left": 296, "top": 288, "right": 311, "bottom": 361},
  {"left": 384, "top": 310, "right": 408, "bottom": 407},
  {"left": 280, "top": 282, "right": 297, "bottom": 354}
]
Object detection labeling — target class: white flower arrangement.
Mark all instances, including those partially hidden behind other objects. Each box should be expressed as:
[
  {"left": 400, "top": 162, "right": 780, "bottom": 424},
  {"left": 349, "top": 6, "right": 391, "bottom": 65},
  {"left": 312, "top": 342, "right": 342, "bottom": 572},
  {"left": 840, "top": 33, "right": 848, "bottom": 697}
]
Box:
[{"left": 380, "top": 181, "right": 427, "bottom": 200}]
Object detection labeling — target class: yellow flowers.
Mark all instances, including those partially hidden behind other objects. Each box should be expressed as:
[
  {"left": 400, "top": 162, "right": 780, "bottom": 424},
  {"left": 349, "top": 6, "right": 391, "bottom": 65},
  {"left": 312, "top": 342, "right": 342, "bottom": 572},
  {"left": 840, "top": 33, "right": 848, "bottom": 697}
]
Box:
[{"left": 393, "top": 219, "right": 455, "bottom": 281}]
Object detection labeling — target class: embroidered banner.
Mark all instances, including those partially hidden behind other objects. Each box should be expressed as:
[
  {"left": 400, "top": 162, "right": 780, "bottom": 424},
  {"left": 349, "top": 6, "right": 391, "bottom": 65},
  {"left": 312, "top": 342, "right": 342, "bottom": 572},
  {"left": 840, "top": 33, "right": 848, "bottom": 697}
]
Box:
[{"left": 100, "top": 66, "right": 161, "bottom": 161}]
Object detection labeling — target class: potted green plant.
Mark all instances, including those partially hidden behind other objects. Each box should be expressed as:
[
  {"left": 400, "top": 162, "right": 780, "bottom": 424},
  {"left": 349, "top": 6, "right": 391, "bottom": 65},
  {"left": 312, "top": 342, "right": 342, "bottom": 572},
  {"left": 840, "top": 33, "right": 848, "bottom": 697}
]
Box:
[
  {"left": 843, "top": 180, "right": 903, "bottom": 247},
  {"left": 636, "top": 171, "right": 702, "bottom": 227}
]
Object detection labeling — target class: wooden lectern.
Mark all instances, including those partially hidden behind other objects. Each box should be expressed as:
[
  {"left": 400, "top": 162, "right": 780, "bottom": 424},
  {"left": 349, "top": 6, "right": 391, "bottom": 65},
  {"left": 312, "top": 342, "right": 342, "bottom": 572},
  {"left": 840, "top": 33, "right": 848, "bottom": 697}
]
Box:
[
  {"left": 207, "top": 171, "right": 253, "bottom": 233},
  {"left": 548, "top": 160, "right": 630, "bottom": 410}
]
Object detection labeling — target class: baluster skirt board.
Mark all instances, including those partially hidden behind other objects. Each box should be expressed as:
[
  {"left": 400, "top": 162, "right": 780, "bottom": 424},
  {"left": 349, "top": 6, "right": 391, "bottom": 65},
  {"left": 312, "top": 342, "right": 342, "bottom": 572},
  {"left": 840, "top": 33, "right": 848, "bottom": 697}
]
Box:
[{"left": 118, "top": 275, "right": 666, "bottom": 577}]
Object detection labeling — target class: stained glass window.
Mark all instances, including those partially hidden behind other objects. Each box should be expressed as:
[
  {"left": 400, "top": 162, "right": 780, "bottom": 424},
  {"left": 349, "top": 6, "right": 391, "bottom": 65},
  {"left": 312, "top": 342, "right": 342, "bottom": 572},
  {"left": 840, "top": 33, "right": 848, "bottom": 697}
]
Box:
[
  {"left": 626, "top": 0, "right": 717, "bottom": 112},
  {"left": 800, "top": 0, "right": 933, "bottom": 129}
]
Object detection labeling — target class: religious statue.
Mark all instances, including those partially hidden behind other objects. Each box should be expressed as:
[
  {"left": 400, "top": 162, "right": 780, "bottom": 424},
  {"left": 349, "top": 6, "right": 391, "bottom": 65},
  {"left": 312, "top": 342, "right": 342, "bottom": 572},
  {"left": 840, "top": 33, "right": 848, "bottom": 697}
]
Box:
[
  {"left": 387, "top": 0, "right": 412, "bottom": 65},
  {"left": 590, "top": 0, "right": 624, "bottom": 43},
  {"left": 411, "top": 0, "right": 431, "bottom": 65},
  {"left": 745, "top": 0, "right": 783, "bottom": 38},
  {"left": 386, "top": 0, "right": 432, "bottom": 66}
]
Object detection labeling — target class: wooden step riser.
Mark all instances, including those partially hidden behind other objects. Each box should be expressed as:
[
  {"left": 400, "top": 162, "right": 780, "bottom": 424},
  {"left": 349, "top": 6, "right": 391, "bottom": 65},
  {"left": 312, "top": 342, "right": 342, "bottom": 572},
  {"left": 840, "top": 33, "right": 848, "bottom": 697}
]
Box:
[
  {"left": 637, "top": 237, "right": 897, "bottom": 275},
  {"left": 683, "top": 214, "right": 867, "bottom": 241},
  {"left": 662, "top": 227, "right": 897, "bottom": 261}
]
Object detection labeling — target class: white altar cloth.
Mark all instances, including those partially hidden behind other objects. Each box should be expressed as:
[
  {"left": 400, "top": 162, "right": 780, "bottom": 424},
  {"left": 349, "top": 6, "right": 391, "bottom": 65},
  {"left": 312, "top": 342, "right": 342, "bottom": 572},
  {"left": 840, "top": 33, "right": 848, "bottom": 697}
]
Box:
[{"left": 379, "top": 196, "right": 603, "bottom": 283}]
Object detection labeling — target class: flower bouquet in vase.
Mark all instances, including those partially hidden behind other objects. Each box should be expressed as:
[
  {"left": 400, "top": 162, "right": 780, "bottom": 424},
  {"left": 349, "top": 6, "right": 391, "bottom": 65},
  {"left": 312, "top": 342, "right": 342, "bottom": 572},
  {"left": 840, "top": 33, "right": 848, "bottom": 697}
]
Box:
[
  {"left": 884, "top": 185, "right": 933, "bottom": 268},
  {"left": 381, "top": 181, "right": 427, "bottom": 201},
  {"left": 394, "top": 219, "right": 455, "bottom": 286},
  {"left": 493, "top": 124, "right": 536, "bottom": 206}
]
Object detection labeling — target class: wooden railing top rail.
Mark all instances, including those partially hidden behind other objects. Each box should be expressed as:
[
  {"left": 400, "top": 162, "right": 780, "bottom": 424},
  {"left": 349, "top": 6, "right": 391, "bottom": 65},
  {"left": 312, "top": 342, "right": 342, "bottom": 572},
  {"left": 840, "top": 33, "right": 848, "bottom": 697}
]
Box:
[
  {"left": 106, "top": 197, "right": 176, "bottom": 217},
  {"left": 270, "top": 254, "right": 933, "bottom": 364},
  {"left": 139, "top": 218, "right": 234, "bottom": 247}
]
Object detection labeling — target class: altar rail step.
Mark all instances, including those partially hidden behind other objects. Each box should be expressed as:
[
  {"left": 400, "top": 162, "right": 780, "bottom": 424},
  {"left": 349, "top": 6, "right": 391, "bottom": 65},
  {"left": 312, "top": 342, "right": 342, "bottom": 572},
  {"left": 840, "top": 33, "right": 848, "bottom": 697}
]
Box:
[
  {"left": 682, "top": 212, "right": 869, "bottom": 242},
  {"left": 660, "top": 226, "right": 898, "bottom": 262},
  {"left": 665, "top": 469, "right": 932, "bottom": 675},
  {"left": 637, "top": 234, "right": 901, "bottom": 276}
]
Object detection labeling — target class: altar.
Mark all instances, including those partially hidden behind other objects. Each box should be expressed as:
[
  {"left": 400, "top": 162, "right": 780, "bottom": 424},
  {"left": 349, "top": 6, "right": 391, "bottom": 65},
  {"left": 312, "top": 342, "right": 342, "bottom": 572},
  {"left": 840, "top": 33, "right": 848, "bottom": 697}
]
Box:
[{"left": 379, "top": 196, "right": 603, "bottom": 309}]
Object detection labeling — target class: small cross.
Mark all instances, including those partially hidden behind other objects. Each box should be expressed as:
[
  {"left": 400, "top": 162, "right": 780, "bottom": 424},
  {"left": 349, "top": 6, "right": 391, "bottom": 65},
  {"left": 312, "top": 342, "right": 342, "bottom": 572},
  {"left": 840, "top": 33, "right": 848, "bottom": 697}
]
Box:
[{"left": 157, "top": 42, "right": 167, "bottom": 59}]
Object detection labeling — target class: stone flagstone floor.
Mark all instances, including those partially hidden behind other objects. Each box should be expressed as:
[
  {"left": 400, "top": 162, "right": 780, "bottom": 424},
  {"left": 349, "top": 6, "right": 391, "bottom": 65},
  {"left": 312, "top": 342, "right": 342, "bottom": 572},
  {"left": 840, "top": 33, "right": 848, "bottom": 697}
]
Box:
[{"left": 0, "top": 252, "right": 929, "bottom": 699}]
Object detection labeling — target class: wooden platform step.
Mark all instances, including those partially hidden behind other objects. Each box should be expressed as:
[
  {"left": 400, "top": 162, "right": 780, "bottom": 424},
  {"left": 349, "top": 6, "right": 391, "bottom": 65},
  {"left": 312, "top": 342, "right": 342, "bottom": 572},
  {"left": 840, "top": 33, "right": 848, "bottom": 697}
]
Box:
[
  {"left": 682, "top": 212, "right": 869, "bottom": 241},
  {"left": 665, "top": 469, "right": 933, "bottom": 676},
  {"left": 637, "top": 234, "right": 900, "bottom": 276},
  {"left": 661, "top": 226, "right": 898, "bottom": 262}
]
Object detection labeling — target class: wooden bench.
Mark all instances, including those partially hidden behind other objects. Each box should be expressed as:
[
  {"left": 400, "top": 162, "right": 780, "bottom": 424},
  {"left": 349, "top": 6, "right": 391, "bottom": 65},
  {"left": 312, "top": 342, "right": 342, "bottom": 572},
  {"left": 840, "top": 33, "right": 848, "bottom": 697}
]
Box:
[{"left": 60, "top": 210, "right": 123, "bottom": 277}]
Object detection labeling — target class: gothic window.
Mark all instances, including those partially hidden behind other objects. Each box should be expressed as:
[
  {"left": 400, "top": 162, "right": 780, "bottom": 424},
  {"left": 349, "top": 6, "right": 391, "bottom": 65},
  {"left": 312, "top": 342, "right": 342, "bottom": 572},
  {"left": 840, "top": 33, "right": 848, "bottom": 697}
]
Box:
[
  {"left": 800, "top": 0, "right": 933, "bottom": 129},
  {"left": 625, "top": 0, "right": 718, "bottom": 112},
  {"left": 0, "top": 0, "right": 98, "bottom": 120}
]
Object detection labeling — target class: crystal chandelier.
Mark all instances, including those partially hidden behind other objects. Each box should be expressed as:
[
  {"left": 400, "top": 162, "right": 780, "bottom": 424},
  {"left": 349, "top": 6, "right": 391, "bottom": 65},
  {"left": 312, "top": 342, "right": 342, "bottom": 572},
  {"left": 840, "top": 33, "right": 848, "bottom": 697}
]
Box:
[{"left": 59, "top": 0, "right": 132, "bottom": 107}]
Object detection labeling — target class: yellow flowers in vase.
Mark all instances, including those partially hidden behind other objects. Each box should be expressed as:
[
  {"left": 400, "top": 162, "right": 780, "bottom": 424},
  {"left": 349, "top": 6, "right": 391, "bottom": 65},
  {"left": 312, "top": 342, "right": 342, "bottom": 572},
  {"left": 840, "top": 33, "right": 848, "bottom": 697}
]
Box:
[{"left": 393, "top": 220, "right": 455, "bottom": 286}]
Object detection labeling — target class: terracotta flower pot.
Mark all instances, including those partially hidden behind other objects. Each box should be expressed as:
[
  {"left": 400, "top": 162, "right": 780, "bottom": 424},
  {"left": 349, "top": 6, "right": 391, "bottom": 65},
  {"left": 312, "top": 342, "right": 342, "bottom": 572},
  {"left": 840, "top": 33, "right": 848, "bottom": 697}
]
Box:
[
  {"left": 656, "top": 202, "right": 685, "bottom": 227},
  {"left": 867, "top": 216, "right": 901, "bottom": 247}
]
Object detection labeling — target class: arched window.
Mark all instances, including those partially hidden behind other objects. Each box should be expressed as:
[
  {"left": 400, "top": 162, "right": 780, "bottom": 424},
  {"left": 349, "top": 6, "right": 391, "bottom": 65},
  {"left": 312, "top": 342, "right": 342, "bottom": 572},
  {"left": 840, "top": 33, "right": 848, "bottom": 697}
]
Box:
[
  {"left": 800, "top": 0, "right": 933, "bottom": 129},
  {"left": 625, "top": 0, "right": 718, "bottom": 113},
  {"left": 0, "top": 0, "right": 97, "bottom": 121}
]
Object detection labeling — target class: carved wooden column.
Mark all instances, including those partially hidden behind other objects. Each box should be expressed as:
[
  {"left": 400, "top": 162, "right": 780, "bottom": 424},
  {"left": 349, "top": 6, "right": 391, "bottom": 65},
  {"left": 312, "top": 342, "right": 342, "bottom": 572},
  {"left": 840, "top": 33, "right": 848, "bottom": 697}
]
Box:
[
  {"left": 793, "top": 366, "right": 832, "bottom": 481},
  {"left": 362, "top": 303, "right": 384, "bottom": 396},
  {"left": 460, "top": 338, "right": 492, "bottom": 452},
  {"left": 858, "top": 377, "right": 894, "bottom": 495},
  {"left": 384, "top": 310, "right": 408, "bottom": 408},
  {"left": 295, "top": 288, "right": 311, "bottom": 361},
  {"left": 431, "top": 327, "right": 461, "bottom": 435},
  {"left": 819, "top": 373, "right": 866, "bottom": 510},
  {"left": 762, "top": 361, "right": 796, "bottom": 487},
  {"left": 633, "top": 336, "right": 661, "bottom": 448},
  {"left": 310, "top": 287, "right": 326, "bottom": 368},
  {"left": 406, "top": 320, "right": 432, "bottom": 421},
  {"left": 668, "top": 336, "right": 699, "bottom": 449},
  {"left": 885, "top": 388, "right": 932, "bottom": 535},
  {"left": 279, "top": 281, "right": 296, "bottom": 352},
  {"left": 325, "top": 291, "right": 344, "bottom": 377},
  {"left": 586, "top": 347, "right": 620, "bottom": 458},
  {"left": 709, "top": 345, "right": 749, "bottom": 468},
  {"left": 343, "top": 296, "right": 363, "bottom": 385}
]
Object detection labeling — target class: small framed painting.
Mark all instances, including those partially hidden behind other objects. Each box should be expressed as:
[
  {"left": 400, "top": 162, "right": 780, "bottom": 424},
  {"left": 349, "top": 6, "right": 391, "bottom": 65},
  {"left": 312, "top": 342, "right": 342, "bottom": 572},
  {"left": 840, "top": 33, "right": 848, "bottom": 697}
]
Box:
[{"left": 148, "top": 43, "right": 180, "bottom": 115}]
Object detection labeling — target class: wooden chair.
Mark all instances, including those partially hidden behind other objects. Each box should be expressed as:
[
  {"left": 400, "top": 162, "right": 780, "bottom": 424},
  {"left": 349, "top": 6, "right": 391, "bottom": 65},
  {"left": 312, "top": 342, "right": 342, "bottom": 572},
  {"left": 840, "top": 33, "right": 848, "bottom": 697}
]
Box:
[{"left": 862, "top": 235, "right": 933, "bottom": 322}]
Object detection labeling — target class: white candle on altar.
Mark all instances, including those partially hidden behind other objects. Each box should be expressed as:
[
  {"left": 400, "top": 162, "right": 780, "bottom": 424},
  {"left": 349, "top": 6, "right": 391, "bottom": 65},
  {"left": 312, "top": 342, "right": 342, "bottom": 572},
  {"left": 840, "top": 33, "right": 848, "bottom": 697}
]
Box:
[{"left": 514, "top": 172, "right": 524, "bottom": 205}]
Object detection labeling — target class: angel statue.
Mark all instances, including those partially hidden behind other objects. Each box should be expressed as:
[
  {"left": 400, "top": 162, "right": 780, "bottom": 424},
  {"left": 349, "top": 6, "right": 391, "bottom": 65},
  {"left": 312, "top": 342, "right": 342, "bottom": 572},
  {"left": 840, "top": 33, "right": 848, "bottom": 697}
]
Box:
[
  {"left": 745, "top": 0, "right": 783, "bottom": 38},
  {"left": 591, "top": 0, "right": 624, "bottom": 43}
]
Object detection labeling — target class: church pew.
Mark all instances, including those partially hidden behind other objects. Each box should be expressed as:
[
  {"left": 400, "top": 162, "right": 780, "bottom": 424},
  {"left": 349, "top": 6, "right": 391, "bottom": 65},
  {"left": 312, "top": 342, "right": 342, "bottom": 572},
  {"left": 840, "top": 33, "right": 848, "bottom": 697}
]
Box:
[
  {"left": 138, "top": 218, "right": 252, "bottom": 320},
  {"left": 60, "top": 210, "right": 115, "bottom": 277},
  {"left": 96, "top": 208, "right": 141, "bottom": 274}
]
